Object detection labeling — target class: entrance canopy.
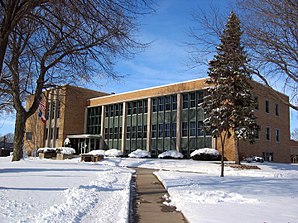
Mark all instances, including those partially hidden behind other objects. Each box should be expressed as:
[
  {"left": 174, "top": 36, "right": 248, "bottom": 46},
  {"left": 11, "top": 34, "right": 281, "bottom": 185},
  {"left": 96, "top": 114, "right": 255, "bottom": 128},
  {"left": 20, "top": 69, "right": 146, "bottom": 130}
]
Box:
[{"left": 66, "top": 134, "right": 104, "bottom": 154}]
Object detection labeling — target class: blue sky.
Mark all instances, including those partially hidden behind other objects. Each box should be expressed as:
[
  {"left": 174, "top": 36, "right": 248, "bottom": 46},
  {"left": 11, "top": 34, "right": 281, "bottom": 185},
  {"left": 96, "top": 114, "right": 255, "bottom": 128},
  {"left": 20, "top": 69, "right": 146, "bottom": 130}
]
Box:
[{"left": 0, "top": 0, "right": 297, "bottom": 135}]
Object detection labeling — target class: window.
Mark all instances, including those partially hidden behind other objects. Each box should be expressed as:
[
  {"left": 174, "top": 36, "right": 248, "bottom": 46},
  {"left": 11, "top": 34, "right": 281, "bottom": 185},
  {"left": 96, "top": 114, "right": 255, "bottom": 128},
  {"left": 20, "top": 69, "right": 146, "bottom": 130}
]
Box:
[
  {"left": 137, "top": 126, "right": 143, "bottom": 138},
  {"left": 165, "top": 96, "right": 171, "bottom": 111},
  {"left": 182, "top": 122, "right": 188, "bottom": 137},
  {"left": 197, "top": 91, "right": 204, "bottom": 104},
  {"left": 275, "top": 104, "right": 279, "bottom": 116},
  {"left": 105, "top": 128, "right": 109, "bottom": 139},
  {"left": 172, "top": 95, "right": 177, "bottom": 110},
  {"left": 143, "top": 125, "right": 147, "bottom": 138},
  {"left": 138, "top": 101, "right": 143, "bottom": 113},
  {"left": 265, "top": 100, "right": 269, "bottom": 113},
  {"left": 152, "top": 98, "right": 158, "bottom": 112},
  {"left": 45, "top": 128, "right": 48, "bottom": 140},
  {"left": 115, "top": 104, "right": 119, "bottom": 116},
  {"left": 171, "top": 123, "right": 177, "bottom": 137},
  {"left": 152, "top": 125, "right": 157, "bottom": 138},
  {"left": 197, "top": 121, "right": 204, "bottom": 136},
  {"left": 254, "top": 97, "right": 259, "bottom": 110},
  {"left": 255, "top": 128, "right": 260, "bottom": 140},
  {"left": 189, "top": 121, "right": 196, "bottom": 136},
  {"left": 51, "top": 102, "right": 56, "bottom": 118},
  {"left": 46, "top": 103, "right": 50, "bottom": 120},
  {"left": 158, "top": 124, "right": 164, "bottom": 138},
  {"left": 190, "top": 93, "right": 196, "bottom": 108},
  {"left": 56, "top": 128, "right": 59, "bottom": 139},
  {"left": 182, "top": 94, "right": 189, "bottom": 109},
  {"left": 132, "top": 126, "right": 136, "bottom": 138},
  {"left": 50, "top": 128, "right": 54, "bottom": 139},
  {"left": 276, "top": 129, "right": 280, "bottom": 142},
  {"left": 165, "top": 123, "right": 171, "bottom": 137},
  {"left": 57, "top": 102, "right": 60, "bottom": 118},
  {"left": 126, "top": 126, "right": 131, "bottom": 138},
  {"left": 26, "top": 132, "right": 32, "bottom": 140},
  {"left": 266, "top": 127, "right": 270, "bottom": 141},
  {"left": 110, "top": 105, "right": 114, "bottom": 117},
  {"left": 159, "top": 98, "right": 164, "bottom": 112}
]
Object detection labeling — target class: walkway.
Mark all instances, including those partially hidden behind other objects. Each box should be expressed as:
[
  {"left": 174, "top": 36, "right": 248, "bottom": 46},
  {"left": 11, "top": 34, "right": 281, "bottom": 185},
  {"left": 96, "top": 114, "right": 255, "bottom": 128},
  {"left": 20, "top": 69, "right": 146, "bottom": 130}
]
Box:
[{"left": 133, "top": 168, "right": 187, "bottom": 223}]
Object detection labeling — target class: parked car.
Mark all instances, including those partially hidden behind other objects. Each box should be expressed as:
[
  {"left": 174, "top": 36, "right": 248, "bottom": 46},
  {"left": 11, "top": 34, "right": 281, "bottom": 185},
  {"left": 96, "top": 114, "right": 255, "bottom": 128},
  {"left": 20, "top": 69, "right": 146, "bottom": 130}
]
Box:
[{"left": 253, "top": 156, "right": 264, "bottom": 163}]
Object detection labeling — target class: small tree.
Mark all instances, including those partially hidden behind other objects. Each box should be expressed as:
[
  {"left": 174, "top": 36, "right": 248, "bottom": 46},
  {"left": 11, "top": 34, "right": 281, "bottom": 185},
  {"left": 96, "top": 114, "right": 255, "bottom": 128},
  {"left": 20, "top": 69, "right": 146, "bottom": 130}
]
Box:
[{"left": 203, "top": 12, "right": 258, "bottom": 177}]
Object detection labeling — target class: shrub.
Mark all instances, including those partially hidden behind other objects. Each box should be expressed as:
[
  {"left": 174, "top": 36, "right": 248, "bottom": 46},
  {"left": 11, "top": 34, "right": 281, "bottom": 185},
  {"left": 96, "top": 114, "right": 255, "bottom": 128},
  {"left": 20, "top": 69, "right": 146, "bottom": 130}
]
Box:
[{"left": 191, "top": 148, "right": 220, "bottom": 161}]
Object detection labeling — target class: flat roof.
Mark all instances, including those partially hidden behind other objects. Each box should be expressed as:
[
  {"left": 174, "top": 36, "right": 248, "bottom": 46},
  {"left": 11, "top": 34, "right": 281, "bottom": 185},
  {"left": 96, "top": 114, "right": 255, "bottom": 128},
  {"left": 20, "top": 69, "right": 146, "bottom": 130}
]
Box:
[{"left": 90, "top": 77, "right": 209, "bottom": 102}]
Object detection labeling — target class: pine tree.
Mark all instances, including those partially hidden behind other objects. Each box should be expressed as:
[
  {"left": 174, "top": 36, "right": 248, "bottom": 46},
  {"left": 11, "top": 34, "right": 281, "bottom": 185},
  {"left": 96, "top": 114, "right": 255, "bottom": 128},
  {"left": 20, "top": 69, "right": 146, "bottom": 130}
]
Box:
[{"left": 203, "top": 12, "right": 259, "bottom": 177}]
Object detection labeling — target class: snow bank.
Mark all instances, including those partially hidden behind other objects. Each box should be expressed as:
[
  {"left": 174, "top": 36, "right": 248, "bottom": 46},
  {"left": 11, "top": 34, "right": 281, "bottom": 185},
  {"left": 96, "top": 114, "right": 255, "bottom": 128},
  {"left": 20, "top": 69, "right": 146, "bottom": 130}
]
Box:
[
  {"left": 128, "top": 149, "right": 151, "bottom": 158},
  {"left": 190, "top": 148, "right": 219, "bottom": 157},
  {"left": 158, "top": 150, "right": 183, "bottom": 159},
  {"left": 88, "top": 150, "right": 106, "bottom": 156},
  {"left": 105, "top": 149, "right": 123, "bottom": 157}
]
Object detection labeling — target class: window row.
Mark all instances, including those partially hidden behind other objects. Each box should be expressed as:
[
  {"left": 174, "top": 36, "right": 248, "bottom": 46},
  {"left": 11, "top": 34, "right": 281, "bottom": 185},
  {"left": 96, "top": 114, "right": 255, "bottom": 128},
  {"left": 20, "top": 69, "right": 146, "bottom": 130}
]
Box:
[
  {"left": 152, "top": 95, "right": 177, "bottom": 112},
  {"left": 182, "top": 121, "right": 205, "bottom": 137},
  {"left": 127, "top": 100, "right": 148, "bottom": 115},
  {"left": 182, "top": 91, "right": 204, "bottom": 109},
  {"left": 265, "top": 127, "right": 280, "bottom": 142},
  {"left": 104, "top": 127, "right": 122, "bottom": 140},
  {"left": 255, "top": 98, "right": 279, "bottom": 116},
  {"left": 127, "top": 125, "right": 147, "bottom": 139},
  {"left": 152, "top": 123, "right": 177, "bottom": 138},
  {"left": 46, "top": 101, "right": 60, "bottom": 120},
  {"left": 105, "top": 104, "right": 123, "bottom": 117},
  {"left": 45, "top": 127, "right": 59, "bottom": 140}
]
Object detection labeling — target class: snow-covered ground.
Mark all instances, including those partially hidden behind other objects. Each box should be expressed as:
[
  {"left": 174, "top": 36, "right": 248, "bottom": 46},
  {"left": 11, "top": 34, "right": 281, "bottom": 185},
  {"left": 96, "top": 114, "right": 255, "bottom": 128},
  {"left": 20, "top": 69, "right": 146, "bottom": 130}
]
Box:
[
  {"left": 1, "top": 156, "right": 298, "bottom": 223},
  {"left": 0, "top": 157, "right": 133, "bottom": 223}
]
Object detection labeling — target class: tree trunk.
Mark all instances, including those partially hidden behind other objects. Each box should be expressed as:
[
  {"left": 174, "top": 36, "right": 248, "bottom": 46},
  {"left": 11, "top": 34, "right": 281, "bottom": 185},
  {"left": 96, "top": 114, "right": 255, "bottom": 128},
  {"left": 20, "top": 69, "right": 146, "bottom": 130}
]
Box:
[
  {"left": 234, "top": 138, "right": 240, "bottom": 165},
  {"left": 220, "top": 136, "right": 225, "bottom": 177},
  {"left": 12, "top": 111, "right": 27, "bottom": 161}
]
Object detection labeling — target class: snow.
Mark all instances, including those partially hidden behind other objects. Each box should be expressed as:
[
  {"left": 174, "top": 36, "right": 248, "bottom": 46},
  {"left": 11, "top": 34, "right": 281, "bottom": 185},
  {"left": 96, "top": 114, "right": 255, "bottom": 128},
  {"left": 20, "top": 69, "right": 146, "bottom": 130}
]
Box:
[
  {"left": 158, "top": 150, "right": 183, "bottom": 159},
  {"left": 190, "top": 148, "right": 219, "bottom": 157},
  {"left": 128, "top": 149, "right": 151, "bottom": 158},
  {"left": 0, "top": 157, "right": 132, "bottom": 223},
  {"left": 104, "top": 149, "right": 123, "bottom": 157},
  {"left": 1, "top": 156, "right": 298, "bottom": 223}
]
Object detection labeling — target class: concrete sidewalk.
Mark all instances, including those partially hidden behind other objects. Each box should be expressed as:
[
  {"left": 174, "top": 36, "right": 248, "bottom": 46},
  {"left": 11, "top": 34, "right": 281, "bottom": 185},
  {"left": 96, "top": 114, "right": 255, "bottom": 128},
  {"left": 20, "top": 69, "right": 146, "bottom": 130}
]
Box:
[{"left": 133, "top": 168, "right": 187, "bottom": 223}]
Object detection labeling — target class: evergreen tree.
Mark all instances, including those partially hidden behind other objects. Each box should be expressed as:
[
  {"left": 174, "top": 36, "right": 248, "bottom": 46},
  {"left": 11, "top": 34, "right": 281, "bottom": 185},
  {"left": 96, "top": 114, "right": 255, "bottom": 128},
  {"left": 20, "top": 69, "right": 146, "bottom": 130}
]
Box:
[{"left": 203, "top": 12, "right": 259, "bottom": 177}]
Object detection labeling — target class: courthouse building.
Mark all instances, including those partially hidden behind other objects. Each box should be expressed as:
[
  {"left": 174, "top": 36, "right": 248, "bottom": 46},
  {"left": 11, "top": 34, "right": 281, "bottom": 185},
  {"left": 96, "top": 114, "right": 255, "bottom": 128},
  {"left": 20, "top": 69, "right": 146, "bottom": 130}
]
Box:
[{"left": 24, "top": 78, "right": 292, "bottom": 162}]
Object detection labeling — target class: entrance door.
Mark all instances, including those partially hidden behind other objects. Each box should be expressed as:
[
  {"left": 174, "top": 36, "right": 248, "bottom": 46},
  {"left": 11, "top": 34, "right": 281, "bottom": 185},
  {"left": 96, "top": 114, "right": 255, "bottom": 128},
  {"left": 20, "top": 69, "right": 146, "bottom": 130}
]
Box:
[{"left": 78, "top": 140, "right": 87, "bottom": 154}]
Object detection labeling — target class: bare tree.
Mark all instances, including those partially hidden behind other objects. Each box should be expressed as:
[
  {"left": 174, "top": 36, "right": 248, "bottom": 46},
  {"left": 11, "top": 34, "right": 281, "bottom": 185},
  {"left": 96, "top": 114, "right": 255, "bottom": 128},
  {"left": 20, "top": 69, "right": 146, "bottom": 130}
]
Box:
[
  {"left": 237, "top": 0, "right": 298, "bottom": 110},
  {"left": 0, "top": 0, "right": 152, "bottom": 161},
  {"left": 188, "top": 0, "right": 298, "bottom": 110},
  {"left": 292, "top": 128, "right": 298, "bottom": 141}
]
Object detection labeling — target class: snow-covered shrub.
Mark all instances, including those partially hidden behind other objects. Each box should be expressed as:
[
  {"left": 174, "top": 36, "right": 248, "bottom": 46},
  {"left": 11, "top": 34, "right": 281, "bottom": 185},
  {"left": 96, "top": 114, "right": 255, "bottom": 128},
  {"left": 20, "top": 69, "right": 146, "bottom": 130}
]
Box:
[
  {"left": 190, "top": 148, "right": 220, "bottom": 161},
  {"left": 64, "top": 138, "right": 71, "bottom": 147},
  {"left": 104, "top": 149, "right": 123, "bottom": 157},
  {"left": 56, "top": 147, "right": 76, "bottom": 155},
  {"left": 128, "top": 149, "right": 151, "bottom": 158},
  {"left": 37, "top": 148, "right": 56, "bottom": 154},
  {"left": 158, "top": 150, "right": 183, "bottom": 159},
  {"left": 88, "top": 150, "right": 106, "bottom": 156}
]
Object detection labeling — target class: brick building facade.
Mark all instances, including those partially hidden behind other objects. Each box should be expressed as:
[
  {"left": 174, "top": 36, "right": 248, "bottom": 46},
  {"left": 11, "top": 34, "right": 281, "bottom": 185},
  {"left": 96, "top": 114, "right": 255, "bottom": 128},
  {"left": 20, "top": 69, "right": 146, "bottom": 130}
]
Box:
[{"left": 24, "top": 78, "right": 292, "bottom": 162}]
